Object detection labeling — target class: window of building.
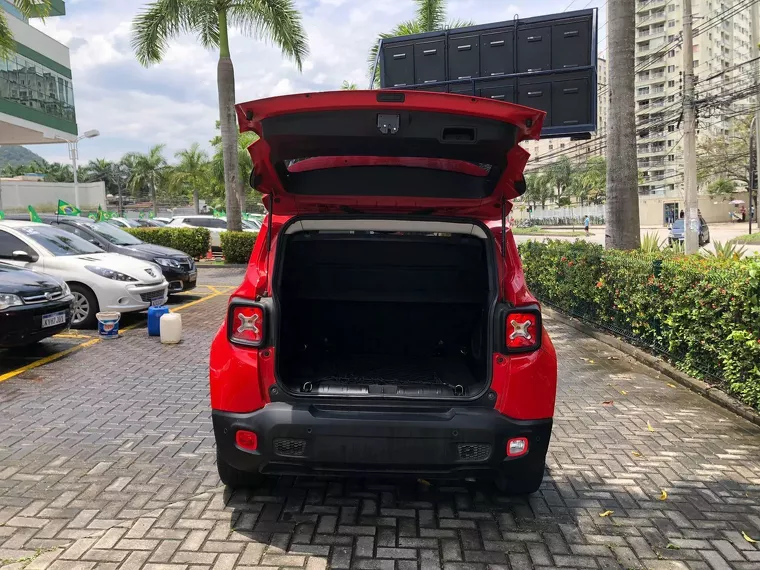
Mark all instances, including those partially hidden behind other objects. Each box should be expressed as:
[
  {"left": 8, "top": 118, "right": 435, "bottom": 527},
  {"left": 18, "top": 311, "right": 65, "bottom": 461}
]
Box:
[
  {"left": 668, "top": 65, "right": 676, "bottom": 72},
  {"left": 560, "top": 144, "right": 565, "bottom": 149},
  {"left": 668, "top": 20, "right": 676, "bottom": 27},
  {"left": 669, "top": 4, "right": 676, "bottom": 11},
  {"left": 668, "top": 155, "right": 675, "bottom": 161},
  {"left": 668, "top": 125, "right": 675, "bottom": 132},
  {"left": 668, "top": 95, "right": 675, "bottom": 102},
  {"left": 0, "top": 53, "right": 75, "bottom": 123},
  {"left": 668, "top": 80, "right": 675, "bottom": 87},
  {"left": 668, "top": 50, "right": 676, "bottom": 58},
  {"left": 549, "top": 145, "right": 553, "bottom": 151}
]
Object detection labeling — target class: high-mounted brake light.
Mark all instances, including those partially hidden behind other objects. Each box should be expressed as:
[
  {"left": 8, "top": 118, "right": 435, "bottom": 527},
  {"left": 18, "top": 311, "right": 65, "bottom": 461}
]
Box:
[
  {"left": 504, "top": 306, "right": 542, "bottom": 353},
  {"left": 228, "top": 303, "right": 265, "bottom": 347}
]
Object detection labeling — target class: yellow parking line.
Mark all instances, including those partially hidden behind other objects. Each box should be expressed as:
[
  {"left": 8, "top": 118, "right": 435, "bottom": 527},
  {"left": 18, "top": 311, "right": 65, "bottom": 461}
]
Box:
[
  {"left": 0, "top": 338, "right": 101, "bottom": 384},
  {"left": 54, "top": 333, "right": 94, "bottom": 339},
  {"left": 171, "top": 292, "right": 223, "bottom": 312}
]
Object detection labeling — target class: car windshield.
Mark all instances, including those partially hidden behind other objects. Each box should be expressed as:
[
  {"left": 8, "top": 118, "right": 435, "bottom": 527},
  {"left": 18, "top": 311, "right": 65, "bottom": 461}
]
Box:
[
  {"left": 19, "top": 225, "right": 104, "bottom": 256},
  {"left": 110, "top": 218, "right": 139, "bottom": 228},
  {"left": 87, "top": 222, "right": 143, "bottom": 246}
]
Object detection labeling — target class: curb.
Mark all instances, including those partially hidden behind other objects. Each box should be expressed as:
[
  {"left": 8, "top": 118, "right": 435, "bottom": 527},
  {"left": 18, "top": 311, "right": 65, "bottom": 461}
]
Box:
[
  {"left": 543, "top": 306, "right": 760, "bottom": 428},
  {"left": 196, "top": 263, "right": 247, "bottom": 270}
]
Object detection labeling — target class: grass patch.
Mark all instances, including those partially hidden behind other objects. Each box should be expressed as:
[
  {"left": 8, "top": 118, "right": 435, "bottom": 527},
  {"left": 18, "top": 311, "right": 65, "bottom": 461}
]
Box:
[
  {"left": 512, "top": 227, "right": 594, "bottom": 237},
  {"left": 730, "top": 233, "right": 760, "bottom": 244}
]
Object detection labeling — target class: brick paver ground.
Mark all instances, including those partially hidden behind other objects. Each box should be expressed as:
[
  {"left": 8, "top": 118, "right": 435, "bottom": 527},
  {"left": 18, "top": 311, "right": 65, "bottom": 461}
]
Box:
[{"left": 0, "top": 268, "right": 758, "bottom": 570}]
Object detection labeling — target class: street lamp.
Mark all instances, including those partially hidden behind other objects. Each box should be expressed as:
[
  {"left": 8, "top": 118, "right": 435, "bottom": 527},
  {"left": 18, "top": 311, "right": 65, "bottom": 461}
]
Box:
[{"left": 55, "top": 129, "right": 100, "bottom": 209}]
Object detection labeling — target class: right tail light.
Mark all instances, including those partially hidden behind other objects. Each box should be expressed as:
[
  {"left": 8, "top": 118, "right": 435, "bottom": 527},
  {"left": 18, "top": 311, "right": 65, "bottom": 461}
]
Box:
[{"left": 500, "top": 305, "right": 542, "bottom": 353}]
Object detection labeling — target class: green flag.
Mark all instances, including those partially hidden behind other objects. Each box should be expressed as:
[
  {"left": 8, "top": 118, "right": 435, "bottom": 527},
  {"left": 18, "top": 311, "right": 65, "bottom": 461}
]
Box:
[
  {"left": 88, "top": 212, "right": 96, "bottom": 220},
  {"left": 57, "top": 199, "right": 81, "bottom": 216},
  {"left": 149, "top": 211, "right": 155, "bottom": 219},
  {"left": 0, "top": 211, "right": 5, "bottom": 220},
  {"left": 28, "top": 206, "right": 42, "bottom": 223},
  {"left": 95, "top": 205, "right": 105, "bottom": 222},
  {"left": 139, "top": 211, "right": 145, "bottom": 219}
]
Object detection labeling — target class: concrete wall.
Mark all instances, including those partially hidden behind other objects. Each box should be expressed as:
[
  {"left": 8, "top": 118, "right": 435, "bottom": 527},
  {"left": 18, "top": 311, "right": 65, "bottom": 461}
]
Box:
[
  {"left": 0, "top": 180, "right": 106, "bottom": 212},
  {"left": 639, "top": 192, "right": 751, "bottom": 226}
]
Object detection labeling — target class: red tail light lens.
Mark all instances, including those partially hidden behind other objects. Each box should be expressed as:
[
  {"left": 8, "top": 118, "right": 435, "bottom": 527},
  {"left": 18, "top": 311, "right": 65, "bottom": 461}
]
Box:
[
  {"left": 504, "top": 307, "right": 542, "bottom": 353},
  {"left": 228, "top": 303, "right": 265, "bottom": 347},
  {"left": 236, "top": 430, "right": 258, "bottom": 451}
]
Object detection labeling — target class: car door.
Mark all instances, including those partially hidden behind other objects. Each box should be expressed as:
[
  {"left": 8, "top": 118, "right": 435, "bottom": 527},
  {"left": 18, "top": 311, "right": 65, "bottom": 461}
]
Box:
[{"left": 0, "top": 228, "right": 41, "bottom": 269}]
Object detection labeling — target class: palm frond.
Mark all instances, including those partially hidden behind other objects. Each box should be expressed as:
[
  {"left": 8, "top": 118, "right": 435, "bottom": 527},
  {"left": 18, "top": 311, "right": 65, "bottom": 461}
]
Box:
[
  {"left": 366, "top": 21, "right": 423, "bottom": 84},
  {"left": 0, "top": 12, "right": 13, "bottom": 59},
  {"left": 14, "top": 0, "right": 51, "bottom": 19},
  {"left": 414, "top": 0, "right": 446, "bottom": 32},
  {"left": 131, "top": 0, "right": 197, "bottom": 66},
  {"left": 228, "top": 0, "right": 309, "bottom": 70},
  {"left": 444, "top": 18, "right": 475, "bottom": 30}
]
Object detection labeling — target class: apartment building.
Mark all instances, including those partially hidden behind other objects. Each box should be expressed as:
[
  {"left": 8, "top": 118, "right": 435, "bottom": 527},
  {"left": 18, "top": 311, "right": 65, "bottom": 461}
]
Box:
[
  {"left": 635, "top": 0, "right": 753, "bottom": 195},
  {"left": 524, "top": 57, "right": 609, "bottom": 169},
  {"left": 0, "top": 0, "right": 78, "bottom": 144}
]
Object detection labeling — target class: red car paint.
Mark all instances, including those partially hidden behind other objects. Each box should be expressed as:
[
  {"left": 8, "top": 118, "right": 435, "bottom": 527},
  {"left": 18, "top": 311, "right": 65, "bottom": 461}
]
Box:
[{"left": 210, "top": 90, "right": 556, "bottom": 450}]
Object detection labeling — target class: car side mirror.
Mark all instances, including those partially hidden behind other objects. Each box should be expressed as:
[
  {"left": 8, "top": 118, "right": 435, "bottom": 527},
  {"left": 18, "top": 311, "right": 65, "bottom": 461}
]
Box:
[{"left": 12, "top": 250, "right": 38, "bottom": 263}]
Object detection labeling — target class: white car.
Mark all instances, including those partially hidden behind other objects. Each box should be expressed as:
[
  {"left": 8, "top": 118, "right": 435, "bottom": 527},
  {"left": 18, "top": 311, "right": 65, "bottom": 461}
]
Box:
[
  {"left": 0, "top": 220, "right": 168, "bottom": 329},
  {"left": 168, "top": 215, "right": 259, "bottom": 248}
]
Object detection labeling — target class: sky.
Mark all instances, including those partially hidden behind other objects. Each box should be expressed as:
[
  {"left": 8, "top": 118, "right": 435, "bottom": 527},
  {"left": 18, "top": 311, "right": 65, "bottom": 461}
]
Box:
[{"left": 30, "top": 0, "right": 608, "bottom": 165}]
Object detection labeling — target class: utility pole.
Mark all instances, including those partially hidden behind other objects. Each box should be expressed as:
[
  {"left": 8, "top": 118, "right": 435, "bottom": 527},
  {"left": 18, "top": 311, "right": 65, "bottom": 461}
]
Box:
[
  {"left": 682, "top": 0, "right": 699, "bottom": 254},
  {"left": 751, "top": 1, "right": 759, "bottom": 234},
  {"left": 605, "top": 0, "right": 640, "bottom": 250}
]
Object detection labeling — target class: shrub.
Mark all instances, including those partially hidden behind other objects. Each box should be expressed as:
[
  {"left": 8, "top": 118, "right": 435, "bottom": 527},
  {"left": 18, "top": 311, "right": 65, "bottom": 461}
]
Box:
[
  {"left": 519, "top": 240, "right": 760, "bottom": 410},
  {"left": 220, "top": 231, "right": 258, "bottom": 264},
  {"left": 126, "top": 227, "right": 211, "bottom": 259}
]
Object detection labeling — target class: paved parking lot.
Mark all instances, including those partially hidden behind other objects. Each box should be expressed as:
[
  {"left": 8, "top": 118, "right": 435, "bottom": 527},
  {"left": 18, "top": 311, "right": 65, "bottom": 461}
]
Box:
[{"left": 0, "top": 267, "right": 758, "bottom": 570}]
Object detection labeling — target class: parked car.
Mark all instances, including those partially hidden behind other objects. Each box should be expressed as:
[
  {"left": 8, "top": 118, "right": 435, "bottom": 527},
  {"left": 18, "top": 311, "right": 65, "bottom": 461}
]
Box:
[
  {"left": 134, "top": 219, "right": 166, "bottom": 227},
  {"left": 168, "top": 215, "right": 258, "bottom": 248},
  {"left": 669, "top": 217, "right": 710, "bottom": 247},
  {"left": 0, "top": 220, "right": 168, "bottom": 328},
  {"left": 48, "top": 217, "right": 196, "bottom": 293},
  {"left": 0, "top": 262, "right": 73, "bottom": 348},
  {"left": 106, "top": 217, "right": 141, "bottom": 229},
  {"left": 153, "top": 217, "right": 173, "bottom": 225},
  {"left": 209, "top": 91, "right": 556, "bottom": 494}
]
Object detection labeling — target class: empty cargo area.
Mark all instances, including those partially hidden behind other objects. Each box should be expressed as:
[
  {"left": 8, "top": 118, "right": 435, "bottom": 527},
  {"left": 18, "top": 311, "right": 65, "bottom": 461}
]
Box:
[{"left": 276, "top": 228, "right": 494, "bottom": 398}]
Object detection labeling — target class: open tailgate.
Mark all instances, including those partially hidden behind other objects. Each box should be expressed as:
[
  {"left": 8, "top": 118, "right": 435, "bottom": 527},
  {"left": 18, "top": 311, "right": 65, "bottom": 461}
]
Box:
[{"left": 236, "top": 90, "right": 545, "bottom": 218}]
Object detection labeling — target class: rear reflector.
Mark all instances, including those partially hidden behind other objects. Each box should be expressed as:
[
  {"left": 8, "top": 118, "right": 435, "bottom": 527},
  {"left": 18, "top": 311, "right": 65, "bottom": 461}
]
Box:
[
  {"left": 506, "top": 437, "right": 528, "bottom": 457},
  {"left": 236, "top": 430, "right": 258, "bottom": 451}
]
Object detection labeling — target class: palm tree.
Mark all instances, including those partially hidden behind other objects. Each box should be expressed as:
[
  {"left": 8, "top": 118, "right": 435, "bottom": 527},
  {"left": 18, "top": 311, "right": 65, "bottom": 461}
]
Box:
[
  {"left": 171, "top": 143, "right": 210, "bottom": 214},
  {"left": 131, "top": 1, "right": 308, "bottom": 232},
  {"left": 211, "top": 126, "right": 259, "bottom": 214},
  {"left": 544, "top": 156, "right": 574, "bottom": 205},
  {"left": 341, "top": 80, "right": 358, "bottom": 90},
  {"left": 125, "top": 145, "right": 167, "bottom": 216},
  {"left": 368, "top": 0, "right": 472, "bottom": 84},
  {"left": 0, "top": 1, "right": 50, "bottom": 57},
  {"left": 85, "top": 158, "right": 115, "bottom": 191}
]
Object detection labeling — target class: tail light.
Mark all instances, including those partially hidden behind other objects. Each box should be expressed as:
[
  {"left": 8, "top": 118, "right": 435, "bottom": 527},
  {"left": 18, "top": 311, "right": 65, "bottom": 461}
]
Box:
[
  {"left": 236, "top": 430, "right": 258, "bottom": 451},
  {"left": 506, "top": 437, "right": 529, "bottom": 457},
  {"left": 227, "top": 302, "right": 266, "bottom": 347},
  {"left": 502, "top": 305, "right": 542, "bottom": 353}
]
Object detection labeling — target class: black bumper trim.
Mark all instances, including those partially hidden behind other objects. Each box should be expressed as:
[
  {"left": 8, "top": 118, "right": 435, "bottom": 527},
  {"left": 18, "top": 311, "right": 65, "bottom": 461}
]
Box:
[{"left": 213, "top": 404, "right": 552, "bottom": 479}]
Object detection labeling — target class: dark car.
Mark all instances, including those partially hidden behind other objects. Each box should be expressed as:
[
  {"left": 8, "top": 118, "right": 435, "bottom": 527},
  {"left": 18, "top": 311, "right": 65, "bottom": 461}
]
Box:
[
  {"left": 0, "top": 262, "right": 73, "bottom": 348},
  {"left": 3, "top": 215, "right": 198, "bottom": 294},
  {"left": 669, "top": 217, "right": 710, "bottom": 247}
]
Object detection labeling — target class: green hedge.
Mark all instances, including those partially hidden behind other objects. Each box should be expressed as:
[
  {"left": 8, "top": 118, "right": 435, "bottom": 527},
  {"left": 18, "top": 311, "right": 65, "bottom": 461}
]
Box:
[
  {"left": 519, "top": 240, "right": 760, "bottom": 410},
  {"left": 125, "top": 227, "right": 211, "bottom": 259},
  {"left": 220, "top": 231, "right": 258, "bottom": 264}
]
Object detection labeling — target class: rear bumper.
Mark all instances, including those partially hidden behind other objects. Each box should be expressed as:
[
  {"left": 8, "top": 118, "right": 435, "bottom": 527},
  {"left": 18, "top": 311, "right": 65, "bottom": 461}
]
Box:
[{"left": 213, "top": 404, "right": 551, "bottom": 478}]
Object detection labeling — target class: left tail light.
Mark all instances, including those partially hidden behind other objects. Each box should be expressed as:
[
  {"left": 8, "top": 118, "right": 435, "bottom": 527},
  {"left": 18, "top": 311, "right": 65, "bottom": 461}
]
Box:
[
  {"left": 501, "top": 305, "right": 542, "bottom": 353},
  {"left": 227, "top": 302, "right": 266, "bottom": 347}
]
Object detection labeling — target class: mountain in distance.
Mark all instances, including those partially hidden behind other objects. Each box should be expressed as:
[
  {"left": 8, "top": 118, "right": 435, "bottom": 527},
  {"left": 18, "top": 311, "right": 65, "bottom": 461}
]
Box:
[{"left": 0, "top": 146, "right": 46, "bottom": 169}]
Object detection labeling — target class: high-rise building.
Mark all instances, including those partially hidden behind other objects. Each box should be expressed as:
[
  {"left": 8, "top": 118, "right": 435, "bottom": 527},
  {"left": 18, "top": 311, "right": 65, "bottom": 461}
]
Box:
[
  {"left": 635, "top": 0, "right": 753, "bottom": 195},
  {"left": 0, "top": 1, "right": 78, "bottom": 144},
  {"left": 524, "top": 57, "right": 609, "bottom": 170}
]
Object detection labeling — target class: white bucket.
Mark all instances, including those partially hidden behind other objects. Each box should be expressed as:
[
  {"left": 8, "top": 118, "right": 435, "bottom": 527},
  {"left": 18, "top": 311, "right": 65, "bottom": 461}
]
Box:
[
  {"left": 96, "top": 311, "right": 121, "bottom": 339},
  {"left": 160, "top": 312, "right": 182, "bottom": 344}
]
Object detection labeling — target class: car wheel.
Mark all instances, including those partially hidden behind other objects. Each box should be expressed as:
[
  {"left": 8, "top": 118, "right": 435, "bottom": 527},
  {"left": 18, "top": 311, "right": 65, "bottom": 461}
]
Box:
[
  {"left": 216, "top": 452, "right": 264, "bottom": 490},
  {"left": 69, "top": 284, "right": 99, "bottom": 329},
  {"left": 494, "top": 462, "right": 545, "bottom": 496}
]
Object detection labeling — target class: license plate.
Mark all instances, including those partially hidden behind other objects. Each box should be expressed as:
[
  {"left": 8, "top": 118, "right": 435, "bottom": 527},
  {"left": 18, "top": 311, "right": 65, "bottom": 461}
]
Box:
[
  {"left": 42, "top": 311, "right": 67, "bottom": 328},
  {"left": 151, "top": 296, "right": 166, "bottom": 307}
]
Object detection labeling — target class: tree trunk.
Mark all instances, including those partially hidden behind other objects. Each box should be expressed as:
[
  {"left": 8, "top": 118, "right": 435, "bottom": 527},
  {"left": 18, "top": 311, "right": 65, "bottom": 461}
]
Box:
[
  {"left": 238, "top": 175, "right": 247, "bottom": 215},
  {"left": 193, "top": 188, "right": 200, "bottom": 215},
  {"left": 151, "top": 175, "right": 157, "bottom": 217},
  {"left": 605, "top": 0, "right": 640, "bottom": 250},
  {"left": 217, "top": 10, "right": 242, "bottom": 232}
]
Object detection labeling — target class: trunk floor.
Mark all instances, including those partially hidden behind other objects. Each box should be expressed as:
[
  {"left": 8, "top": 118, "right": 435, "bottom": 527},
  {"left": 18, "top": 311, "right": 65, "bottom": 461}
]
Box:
[{"left": 286, "top": 354, "right": 476, "bottom": 389}]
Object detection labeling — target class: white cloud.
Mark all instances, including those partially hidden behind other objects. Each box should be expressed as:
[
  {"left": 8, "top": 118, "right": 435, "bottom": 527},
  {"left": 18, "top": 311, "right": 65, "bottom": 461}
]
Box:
[{"left": 26, "top": 0, "right": 607, "bottom": 165}]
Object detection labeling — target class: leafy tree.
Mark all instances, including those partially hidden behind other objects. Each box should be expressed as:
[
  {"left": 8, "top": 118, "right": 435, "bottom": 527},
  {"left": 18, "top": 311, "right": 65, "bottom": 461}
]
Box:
[
  {"left": 171, "top": 143, "right": 210, "bottom": 214},
  {"left": 131, "top": 0, "right": 308, "bottom": 232},
  {"left": 697, "top": 114, "right": 752, "bottom": 189},
  {"left": 707, "top": 178, "right": 736, "bottom": 199},
  {"left": 368, "top": 0, "right": 472, "bottom": 84},
  {"left": 544, "top": 156, "right": 574, "bottom": 204},
  {"left": 523, "top": 173, "right": 554, "bottom": 209},
  {"left": 340, "top": 80, "right": 358, "bottom": 90},
  {"left": 0, "top": 1, "right": 50, "bottom": 58},
  {"left": 85, "top": 158, "right": 117, "bottom": 193},
  {"left": 570, "top": 156, "right": 606, "bottom": 205},
  {"left": 125, "top": 145, "right": 168, "bottom": 216}
]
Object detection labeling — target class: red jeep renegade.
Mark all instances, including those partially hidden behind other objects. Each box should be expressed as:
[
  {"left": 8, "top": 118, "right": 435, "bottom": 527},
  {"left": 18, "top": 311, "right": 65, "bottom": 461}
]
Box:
[{"left": 209, "top": 90, "right": 557, "bottom": 495}]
